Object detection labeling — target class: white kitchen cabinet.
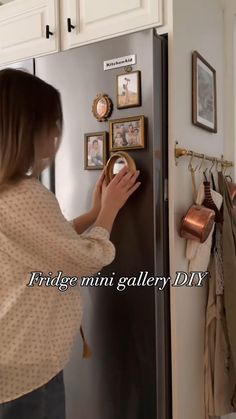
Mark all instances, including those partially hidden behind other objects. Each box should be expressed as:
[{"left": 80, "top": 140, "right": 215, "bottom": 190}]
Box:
[
  {"left": 0, "top": 0, "right": 164, "bottom": 66},
  {"left": 60, "top": 0, "right": 163, "bottom": 51},
  {"left": 0, "top": 0, "right": 59, "bottom": 66}
]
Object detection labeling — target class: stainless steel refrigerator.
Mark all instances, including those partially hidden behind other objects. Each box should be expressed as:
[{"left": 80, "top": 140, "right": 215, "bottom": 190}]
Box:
[{"left": 21, "top": 28, "right": 170, "bottom": 419}]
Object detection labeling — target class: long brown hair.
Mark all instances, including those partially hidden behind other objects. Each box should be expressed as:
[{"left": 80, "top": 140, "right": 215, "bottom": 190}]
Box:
[{"left": 0, "top": 68, "right": 63, "bottom": 189}]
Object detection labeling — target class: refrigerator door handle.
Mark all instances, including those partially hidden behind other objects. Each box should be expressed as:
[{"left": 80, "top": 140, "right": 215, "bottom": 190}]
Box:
[{"left": 67, "top": 18, "right": 76, "bottom": 32}]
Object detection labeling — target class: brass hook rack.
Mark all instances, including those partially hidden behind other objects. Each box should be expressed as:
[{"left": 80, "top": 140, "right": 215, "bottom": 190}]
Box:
[{"left": 175, "top": 141, "right": 233, "bottom": 169}]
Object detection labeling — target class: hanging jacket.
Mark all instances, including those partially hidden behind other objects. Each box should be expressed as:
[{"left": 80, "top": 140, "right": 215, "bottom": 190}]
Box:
[
  {"left": 204, "top": 223, "right": 236, "bottom": 418},
  {"left": 218, "top": 172, "right": 236, "bottom": 390}
]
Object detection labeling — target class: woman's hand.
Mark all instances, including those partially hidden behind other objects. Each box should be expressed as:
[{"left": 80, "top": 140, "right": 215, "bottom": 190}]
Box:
[
  {"left": 90, "top": 169, "right": 105, "bottom": 221},
  {"left": 101, "top": 166, "right": 141, "bottom": 213},
  {"left": 94, "top": 166, "right": 141, "bottom": 233}
]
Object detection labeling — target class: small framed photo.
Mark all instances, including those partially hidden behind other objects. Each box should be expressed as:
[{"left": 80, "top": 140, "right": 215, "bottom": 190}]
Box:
[
  {"left": 109, "top": 115, "right": 145, "bottom": 151},
  {"left": 92, "top": 93, "right": 113, "bottom": 121},
  {"left": 84, "top": 132, "right": 107, "bottom": 170},
  {"left": 116, "top": 70, "right": 141, "bottom": 109},
  {"left": 192, "top": 51, "right": 217, "bottom": 133}
]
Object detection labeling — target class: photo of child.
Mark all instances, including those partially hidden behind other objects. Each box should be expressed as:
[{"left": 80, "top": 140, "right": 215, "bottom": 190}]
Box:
[
  {"left": 85, "top": 132, "right": 107, "bottom": 169},
  {"left": 113, "top": 132, "right": 125, "bottom": 148}
]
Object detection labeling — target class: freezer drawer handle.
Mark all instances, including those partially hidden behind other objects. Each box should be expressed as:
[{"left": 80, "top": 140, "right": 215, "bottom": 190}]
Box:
[
  {"left": 67, "top": 18, "right": 75, "bottom": 32},
  {"left": 46, "top": 25, "right": 54, "bottom": 39}
]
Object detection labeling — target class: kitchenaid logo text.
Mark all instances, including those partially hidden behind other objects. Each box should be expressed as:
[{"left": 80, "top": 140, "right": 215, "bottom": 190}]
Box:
[
  {"left": 103, "top": 54, "right": 136, "bottom": 70},
  {"left": 26, "top": 271, "right": 209, "bottom": 292}
]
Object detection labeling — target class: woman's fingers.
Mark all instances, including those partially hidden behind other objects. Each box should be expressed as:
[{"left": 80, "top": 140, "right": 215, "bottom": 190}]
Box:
[
  {"left": 111, "top": 166, "right": 129, "bottom": 184},
  {"left": 97, "top": 169, "right": 105, "bottom": 187},
  {"left": 101, "top": 178, "right": 107, "bottom": 193},
  {"left": 120, "top": 170, "right": 140, "bottom": 189}
]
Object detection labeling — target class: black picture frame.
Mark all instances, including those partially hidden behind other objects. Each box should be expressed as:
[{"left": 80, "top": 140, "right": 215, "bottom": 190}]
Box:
[{"left": 192, "top": 51, "right": 217, "bottom": 133}]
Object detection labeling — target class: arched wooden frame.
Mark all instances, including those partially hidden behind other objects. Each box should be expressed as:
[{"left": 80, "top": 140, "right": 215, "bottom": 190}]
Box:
[{"left": 104, "top": 151, "right": 136, "bottom": 184}]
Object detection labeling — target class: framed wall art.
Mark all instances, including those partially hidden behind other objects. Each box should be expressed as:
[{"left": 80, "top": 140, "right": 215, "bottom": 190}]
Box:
[
  {"left": 109, "top": 115, "right": 145, "bottom": 151},
  {"left": 192, "top": 51, "right": 217, "bottom": 133},
  {"left": 92, "top": 93, "right": 113, "bottom": 121},
  {"left": 84, "top": 131, "right": 107, "bottom": 170},
  {"left": 116, "top": 70, "right": 141, "bottom": 109}
]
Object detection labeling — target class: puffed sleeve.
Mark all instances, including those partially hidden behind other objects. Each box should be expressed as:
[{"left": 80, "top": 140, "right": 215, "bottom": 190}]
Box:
[{"left": 0, "top": 179, "right": 116, "bottom": 277}]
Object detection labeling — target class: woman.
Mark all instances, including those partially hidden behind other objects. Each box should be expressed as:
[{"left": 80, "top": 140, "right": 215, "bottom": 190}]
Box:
[{"left": 0, "top": 68, "right": 141, "bottom": 419}]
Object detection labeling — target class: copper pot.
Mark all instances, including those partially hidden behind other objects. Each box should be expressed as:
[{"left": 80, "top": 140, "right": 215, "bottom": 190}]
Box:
[{"left": 180, "top": 204, "right": 215, "bottom": 243}]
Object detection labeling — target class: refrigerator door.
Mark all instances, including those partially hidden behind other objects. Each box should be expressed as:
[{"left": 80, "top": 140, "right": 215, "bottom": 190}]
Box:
[
  {"left": 0, "top": 59, "right": 34, "bottom": 74},
  {"left": 35, "top": 29, "right": 171, "bottom": 419}
]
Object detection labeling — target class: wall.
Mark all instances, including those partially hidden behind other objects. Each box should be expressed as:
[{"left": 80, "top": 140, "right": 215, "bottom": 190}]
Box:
[
  {"left": 223, "top": 0, "right": 236, "bottom": 179},
  {"left": 168, "top": 1, "right": 229, "bottom": 418}
]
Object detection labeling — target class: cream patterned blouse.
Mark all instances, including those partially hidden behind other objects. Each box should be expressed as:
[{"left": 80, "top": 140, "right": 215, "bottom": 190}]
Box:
[{"left": 0, "top": 176, "right": 116, "bottom": 403}]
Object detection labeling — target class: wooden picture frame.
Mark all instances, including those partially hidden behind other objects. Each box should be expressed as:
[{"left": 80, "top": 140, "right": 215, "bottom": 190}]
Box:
[
  {"left": 116, "top": 70, "right": 141, "bottom": 109},
  {"left": 105, "top": 151, "right": 136, "bottom": 184},
  {"left": 109, "top": 115, "right": 145, "bottom": 151},
  {"left": 192, "top": 51, "right": 217, "bottom": 133},
  {"left": 84, "top": 131, "right": 107, "bottom": 170},
  {"left": 92, "top": 93, "right": 113, "bottom": 122}
]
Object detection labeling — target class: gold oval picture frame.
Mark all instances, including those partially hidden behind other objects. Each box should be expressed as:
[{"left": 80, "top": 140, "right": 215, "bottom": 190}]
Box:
[
  {"left": 104, "top": 151, "right": 136, "bottom": 184},
  {"left": 92, "top": 93, "right": 113, "bottom": 122}
]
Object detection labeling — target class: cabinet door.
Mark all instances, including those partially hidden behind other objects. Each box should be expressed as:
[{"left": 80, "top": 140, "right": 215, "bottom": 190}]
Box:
[
  {"left": 60, "top": 0, "right": 163, "bottom": 50},
  {"left": 0, "top": 0, "right": 60, "bottom": 66}
]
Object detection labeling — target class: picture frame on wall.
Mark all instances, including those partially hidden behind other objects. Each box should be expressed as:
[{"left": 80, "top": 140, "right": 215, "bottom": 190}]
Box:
[
  {"left": 192, "top": 51, "right": 217, "bottom": 133},
  {"left": 116, "top": 70, "right": 141, "bottom": 109},
  {"left": 109, "top": 115, "right": 145, "bottom": 151},
  {"left": 84, "top": 131, "right": 107, "bottom": 170},
  {"left": 92, "top": 93, "right": 113, "bottom": 121}
]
